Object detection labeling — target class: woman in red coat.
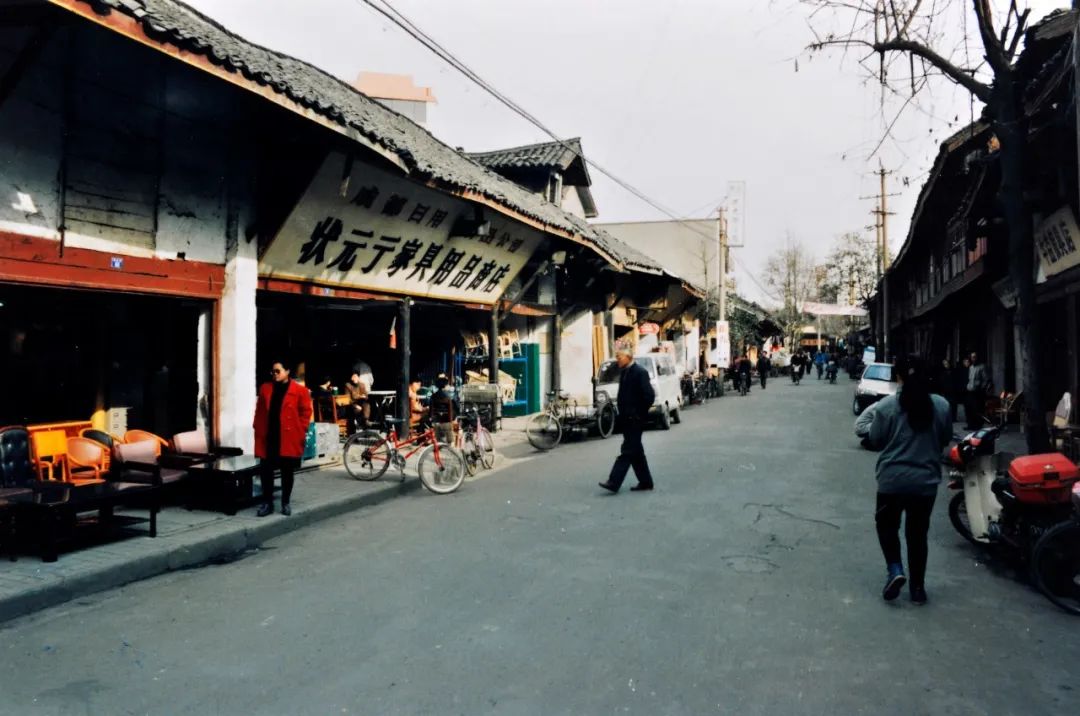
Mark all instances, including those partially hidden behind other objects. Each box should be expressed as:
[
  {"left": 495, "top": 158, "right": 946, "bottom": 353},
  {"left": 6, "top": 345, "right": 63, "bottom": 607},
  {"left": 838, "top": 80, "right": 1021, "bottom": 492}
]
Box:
[{"left": 253, "top": 359, "right": 313, "bottom": 517}]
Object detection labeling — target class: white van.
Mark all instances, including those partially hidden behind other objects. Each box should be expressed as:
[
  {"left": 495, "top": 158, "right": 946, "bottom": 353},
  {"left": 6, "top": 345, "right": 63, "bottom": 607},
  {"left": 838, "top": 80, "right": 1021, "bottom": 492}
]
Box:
[{"left": 595, "top": 353, "right": 682, "bottom": 429}]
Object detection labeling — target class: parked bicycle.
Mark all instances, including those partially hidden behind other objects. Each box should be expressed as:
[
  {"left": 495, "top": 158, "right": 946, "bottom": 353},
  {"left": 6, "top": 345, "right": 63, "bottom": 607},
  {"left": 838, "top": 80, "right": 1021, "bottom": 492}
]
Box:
[
  {"left": 455, "top": 408, "right": 497, "bottom": 476},
  {"left": 342, "top": 418, "right": 465, "bottom": 494},
  {"left": 1030, "top": 481, "right": 1080, "bottom": 616},
  {"left": 525, "top": 389, "right": 616, "bottom": 451}
]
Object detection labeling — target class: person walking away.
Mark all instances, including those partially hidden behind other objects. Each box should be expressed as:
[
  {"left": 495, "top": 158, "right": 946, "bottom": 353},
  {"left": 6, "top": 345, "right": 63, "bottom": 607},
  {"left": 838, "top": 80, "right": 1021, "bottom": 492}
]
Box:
[
  {"left": 599, "top": 347, "right": 656, "bottom": 494},
  {"left": 965, "top": 352, "right": 989, "bottom": 430},
  {"left": 253, "top": 359, "right": 313, "bottom": 517},
  {"left": 757, "top": 353, "right": 771, "bottom": 390},
  {"left": 867, "top": 355, "right": 952, "bottom": 604},
  {"left": 430, "top": 374, "right": 456, "bottom": 446},
  {"left": 815, "top": 350, "right": 826, "bottom": 379}
]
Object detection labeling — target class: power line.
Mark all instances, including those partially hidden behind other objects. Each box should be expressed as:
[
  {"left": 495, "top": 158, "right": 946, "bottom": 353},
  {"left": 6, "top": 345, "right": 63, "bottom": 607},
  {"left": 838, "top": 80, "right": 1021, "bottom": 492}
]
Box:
[
  {"left": 357, "top": 0, "right": 691, "bottom": 221},
  {"left": 357, "top": 0, "right": 780, "bottom": 304}
]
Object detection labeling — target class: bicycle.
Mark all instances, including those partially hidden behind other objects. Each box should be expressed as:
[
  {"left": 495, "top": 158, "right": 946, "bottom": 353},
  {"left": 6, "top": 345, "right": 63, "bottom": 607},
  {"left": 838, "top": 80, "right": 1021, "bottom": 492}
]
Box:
[
  {"left": 525, "top": 390, "right": 615, "bottom": 451},
  {"left": 455, "top": 408, "right": 497, "bottom": 476},
  {"left": 342, "top": 418, "right": 465, "bottom": 494},
  {"left": 1029, "top": 481, "right": 1080, "bottom": 616}
]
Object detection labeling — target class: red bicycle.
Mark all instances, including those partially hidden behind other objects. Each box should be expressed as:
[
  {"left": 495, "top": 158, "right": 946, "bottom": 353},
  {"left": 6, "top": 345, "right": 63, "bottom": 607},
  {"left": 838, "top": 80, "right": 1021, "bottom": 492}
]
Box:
[{"left": 342, "top": 418, "right": 465, "bottom": 494}]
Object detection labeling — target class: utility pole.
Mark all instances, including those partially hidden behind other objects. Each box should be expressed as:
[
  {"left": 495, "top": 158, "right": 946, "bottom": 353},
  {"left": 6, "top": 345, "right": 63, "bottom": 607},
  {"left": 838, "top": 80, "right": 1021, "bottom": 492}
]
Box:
[
  {"left": 718, "top": 207, "right": 728, "bottom": 388},
  {"left": 861, "top": 165, "right": 898, "bottom": 362}
]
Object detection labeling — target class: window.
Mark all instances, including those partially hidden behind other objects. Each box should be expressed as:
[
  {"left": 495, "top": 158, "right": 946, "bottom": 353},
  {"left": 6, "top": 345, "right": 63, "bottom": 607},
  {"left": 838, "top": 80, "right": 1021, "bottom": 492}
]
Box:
[{"left": 863, "top": 365, "right": 893, "bottom": 382}]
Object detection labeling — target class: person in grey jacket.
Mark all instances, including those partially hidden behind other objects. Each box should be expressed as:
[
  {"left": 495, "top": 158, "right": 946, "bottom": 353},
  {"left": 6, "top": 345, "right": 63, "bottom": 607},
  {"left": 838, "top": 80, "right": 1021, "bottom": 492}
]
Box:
[{"left": 868, "top": 355, "right": 952, "bottom": 605}]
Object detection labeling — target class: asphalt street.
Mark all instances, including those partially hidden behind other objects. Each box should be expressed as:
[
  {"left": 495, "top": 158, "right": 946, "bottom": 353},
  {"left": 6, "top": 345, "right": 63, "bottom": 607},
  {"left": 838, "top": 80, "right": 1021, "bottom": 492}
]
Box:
[{"left": 2, "top": 374, "right": 1078, "bottom": 715}]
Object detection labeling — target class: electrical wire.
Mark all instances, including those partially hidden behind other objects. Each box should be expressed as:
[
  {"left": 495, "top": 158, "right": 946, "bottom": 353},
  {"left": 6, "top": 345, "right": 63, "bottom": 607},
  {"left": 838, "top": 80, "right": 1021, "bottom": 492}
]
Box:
[{"left": 356, "top": 0, "right": 789, "bottom": 307}]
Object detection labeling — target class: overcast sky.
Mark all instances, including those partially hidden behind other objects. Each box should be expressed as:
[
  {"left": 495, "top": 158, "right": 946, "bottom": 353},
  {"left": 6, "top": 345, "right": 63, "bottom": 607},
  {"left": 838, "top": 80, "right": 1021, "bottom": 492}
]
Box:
[{"left": 186, "top": 0, "right": 1065, "bottom": 305}]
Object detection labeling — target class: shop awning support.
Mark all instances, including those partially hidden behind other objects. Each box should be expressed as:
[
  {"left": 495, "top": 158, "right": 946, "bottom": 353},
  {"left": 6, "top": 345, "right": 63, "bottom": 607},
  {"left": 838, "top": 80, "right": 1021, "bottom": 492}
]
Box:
[
  {"left": 489, "top": 305, "right": 499, "bottom": 391},
  {"left": 398, "top": 298, "right": 412, "bottom": 438}
]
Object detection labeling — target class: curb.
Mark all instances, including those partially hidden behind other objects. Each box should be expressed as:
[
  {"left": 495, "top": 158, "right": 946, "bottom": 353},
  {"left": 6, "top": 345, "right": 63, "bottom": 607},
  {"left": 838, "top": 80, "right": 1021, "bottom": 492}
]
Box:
[{"left": 0, "top": 478, "right": 421, "bottom": 625}]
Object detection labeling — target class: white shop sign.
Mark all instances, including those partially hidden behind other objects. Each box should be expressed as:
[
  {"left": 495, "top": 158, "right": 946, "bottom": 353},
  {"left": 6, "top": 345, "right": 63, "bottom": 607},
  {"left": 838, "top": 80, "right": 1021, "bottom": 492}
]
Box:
[
  {"left": 712, "top": 320, "right": 731, "bottom": 369},
  {"left": 260, "top": 152, "right": 541, "bottom": 304},
  {"left": 1035, "top": 206, "right": 1080, "bottom": 283}
]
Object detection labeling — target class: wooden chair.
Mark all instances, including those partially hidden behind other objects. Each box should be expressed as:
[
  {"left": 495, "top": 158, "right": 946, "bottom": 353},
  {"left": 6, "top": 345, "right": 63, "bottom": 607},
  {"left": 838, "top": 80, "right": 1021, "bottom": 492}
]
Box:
[
  {"left": 994, "top": 391, "right": 1024, "bottom": 431},
  {"left": 31, "top": 429, "right": 70, "bottom": 482},
  {"left": 65, "top": 437, "right": 109, "bottom": 485},
  {"left": 123, "top": 430, "right": 170, "bottom": 456}
]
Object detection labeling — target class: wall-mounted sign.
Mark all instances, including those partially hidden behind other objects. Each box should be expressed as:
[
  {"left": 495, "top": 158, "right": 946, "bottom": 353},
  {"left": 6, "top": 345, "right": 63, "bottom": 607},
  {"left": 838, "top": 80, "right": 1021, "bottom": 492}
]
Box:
[
  {"left": 1035, "top": 206, "right": 1080, "bottom": 283},
  {"left": 259, "top": 152, "right": 541, "bottom": 304},
  {"left": 992, "top": 276, "right": 1017, "bottom": 309},
  {"left": 109, "top": 256, "right": 124, "bottom": 270},
  {"left": 638, "top": 322, "right": 660, "bottom": 335},
  {"left": 711, "top": 320, "right": 730, "bottom": 369}
]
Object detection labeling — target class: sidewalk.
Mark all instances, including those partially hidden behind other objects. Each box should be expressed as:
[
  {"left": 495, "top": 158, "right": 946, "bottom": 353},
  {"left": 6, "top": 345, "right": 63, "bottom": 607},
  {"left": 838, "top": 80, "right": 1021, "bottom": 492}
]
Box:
[{"left": 0, "top": 424, "right": 537, "bottom": 624}]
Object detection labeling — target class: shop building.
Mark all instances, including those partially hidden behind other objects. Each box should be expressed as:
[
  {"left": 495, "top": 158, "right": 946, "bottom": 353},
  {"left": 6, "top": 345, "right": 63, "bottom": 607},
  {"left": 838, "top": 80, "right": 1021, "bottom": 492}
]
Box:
[{"left": 1, "top": 0, "right": 688, "bottom": 449}]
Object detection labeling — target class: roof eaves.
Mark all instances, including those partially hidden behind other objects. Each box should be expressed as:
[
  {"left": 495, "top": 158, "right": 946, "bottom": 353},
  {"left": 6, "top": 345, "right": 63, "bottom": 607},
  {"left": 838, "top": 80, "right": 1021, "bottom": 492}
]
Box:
[{"left": 55, "top": 0, "right": 628, "bottom": 270}]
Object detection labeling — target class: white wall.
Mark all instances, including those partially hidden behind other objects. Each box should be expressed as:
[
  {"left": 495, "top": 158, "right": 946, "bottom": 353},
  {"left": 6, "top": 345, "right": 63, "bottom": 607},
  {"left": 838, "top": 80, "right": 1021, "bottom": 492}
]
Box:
[{"left": 560, "top": 311, "right": 595, "bottom": 403}]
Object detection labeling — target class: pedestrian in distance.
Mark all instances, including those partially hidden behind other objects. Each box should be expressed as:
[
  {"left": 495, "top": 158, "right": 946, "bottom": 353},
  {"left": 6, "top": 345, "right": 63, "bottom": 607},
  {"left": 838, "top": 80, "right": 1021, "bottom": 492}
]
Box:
[
  {"left": 815, "top": 350, "right": 827, "bottom": 379},
  {"left": 867, "top": 355, "right": 952, "bottom": 605},
  {"left": 737, "top": 352, "right": 752, "bottom": 394},
  {"left": 253, "top": 358, "right": 313, "bottom": 517},
  {"left": 599, "top": 346, "right": 655, "bottom": 494},
  {"left": 965, "top": 352, "right": 990, "bottom": 430},
  {"left": 757, "top": 352, "right": 771, "bottom": 390}
]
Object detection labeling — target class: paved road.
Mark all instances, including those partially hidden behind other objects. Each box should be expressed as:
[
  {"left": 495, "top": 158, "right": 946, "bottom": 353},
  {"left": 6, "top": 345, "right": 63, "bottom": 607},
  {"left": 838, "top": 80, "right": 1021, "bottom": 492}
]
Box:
[{"left": 2, "top": 376, "right": 1077, "bottom": 715}]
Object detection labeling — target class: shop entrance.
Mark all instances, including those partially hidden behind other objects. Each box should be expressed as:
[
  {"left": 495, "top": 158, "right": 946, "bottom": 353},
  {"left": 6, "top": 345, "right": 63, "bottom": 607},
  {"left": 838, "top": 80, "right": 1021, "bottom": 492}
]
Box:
[{"left": 0, "top": 284, "right": 207, "bottom": 437}]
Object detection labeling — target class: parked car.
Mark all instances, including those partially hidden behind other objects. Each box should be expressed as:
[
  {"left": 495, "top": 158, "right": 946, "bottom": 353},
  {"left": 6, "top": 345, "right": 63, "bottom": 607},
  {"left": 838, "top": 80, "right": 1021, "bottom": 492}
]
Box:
[
  {"left": 853, "top": 362, "right": 897, "bottom": 415},
  {"left": 596, "top": 353, "right": 682, "bottom": 429}
]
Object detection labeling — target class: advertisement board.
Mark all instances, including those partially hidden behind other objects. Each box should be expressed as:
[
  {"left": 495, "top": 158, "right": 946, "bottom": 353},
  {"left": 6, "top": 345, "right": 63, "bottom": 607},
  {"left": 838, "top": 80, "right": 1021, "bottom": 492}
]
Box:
[{"left": 259, "top": 152, "right": 541, "bottom": 304}]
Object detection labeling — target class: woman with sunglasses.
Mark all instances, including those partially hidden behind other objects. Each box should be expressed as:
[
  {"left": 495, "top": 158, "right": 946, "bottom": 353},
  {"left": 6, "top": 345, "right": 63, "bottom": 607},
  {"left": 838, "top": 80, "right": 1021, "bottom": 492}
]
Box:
[{"left": 253, "top": 359, "right": 313, "bottom": 516}]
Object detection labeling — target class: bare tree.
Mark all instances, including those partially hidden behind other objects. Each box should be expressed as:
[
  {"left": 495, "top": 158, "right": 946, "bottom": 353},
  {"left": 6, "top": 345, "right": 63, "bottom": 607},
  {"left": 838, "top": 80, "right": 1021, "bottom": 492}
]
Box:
[
  {"left": 803, "top": 0, "right": 1058, "bottom": 451},
  {"left": 819, "top": 232, "right": 880, "bottom": 306},
  {"left": 763, "top": 239, "right": 820, "bottom": 348}
]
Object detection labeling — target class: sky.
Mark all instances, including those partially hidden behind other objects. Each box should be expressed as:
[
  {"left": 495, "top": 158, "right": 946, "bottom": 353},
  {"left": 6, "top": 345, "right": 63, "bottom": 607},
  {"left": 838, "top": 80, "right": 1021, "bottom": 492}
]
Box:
[{"left": 184, "top": 0, "right": 1066, "bottom": 305}]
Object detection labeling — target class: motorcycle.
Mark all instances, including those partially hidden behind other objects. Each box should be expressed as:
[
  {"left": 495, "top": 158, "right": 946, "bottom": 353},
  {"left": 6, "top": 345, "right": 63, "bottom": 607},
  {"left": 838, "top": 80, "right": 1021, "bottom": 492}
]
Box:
[
  {"left": 826, "top": 361, "right": 838, "bottom": 384},
  {"left": 736, "top": 372, "right": 749, "bottom": 396},
  {"left": 946, "top": 427, "right": 1080, "bottom": 614}
]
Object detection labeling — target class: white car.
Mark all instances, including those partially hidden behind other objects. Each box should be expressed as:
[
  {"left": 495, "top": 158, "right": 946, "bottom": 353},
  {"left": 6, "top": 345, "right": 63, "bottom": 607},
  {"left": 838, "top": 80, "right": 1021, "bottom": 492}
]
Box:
[
  {"left": 596, "top": 353, "right": 682, "bottom": 429},
  {"left": 853, "top": 362, "right": 897, "bottom": 415}
]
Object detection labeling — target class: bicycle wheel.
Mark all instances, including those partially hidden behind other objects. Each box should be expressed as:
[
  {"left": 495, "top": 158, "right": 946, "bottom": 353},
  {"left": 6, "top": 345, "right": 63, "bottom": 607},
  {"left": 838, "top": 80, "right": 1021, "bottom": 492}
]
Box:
[
  {"left": 474, "top": 427, "right": 496, "bottom": 469},
  {"left": 1031, "top": 520, "right": 1080, "bottom": 616},
  {"left": 417, "top": 443, "right": 466, "bottom": 494},
  {"left": 596, "top": 403, "right": 616, "bottom": 439},
  {"left": 526, "top": 413, "right": 562, "bottom": 450},
  {"left": 460, "top": 432, "right": 479, "bottom": 477},
  {"left": 343, "top": 431, "right": 390, "bottom": 481}
]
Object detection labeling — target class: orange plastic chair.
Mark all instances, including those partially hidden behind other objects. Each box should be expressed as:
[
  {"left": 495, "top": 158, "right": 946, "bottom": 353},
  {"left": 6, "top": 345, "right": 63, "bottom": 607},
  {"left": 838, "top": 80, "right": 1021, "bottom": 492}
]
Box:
[
  {"left": 31, "top": 429, "right": 70, "bottom": 482},
  {"left": 123, "top": 430, "right": 170, "bottom": 456},
  {"left": 65, "top": 437, "right": 108, "bottom": 485},
  {"left": 79, "top": 428, "right": 120, "bottom": 471}
]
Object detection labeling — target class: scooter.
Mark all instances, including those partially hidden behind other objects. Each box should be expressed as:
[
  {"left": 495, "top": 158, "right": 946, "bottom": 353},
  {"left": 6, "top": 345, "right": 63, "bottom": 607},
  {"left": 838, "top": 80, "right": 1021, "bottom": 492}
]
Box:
[
  {"left": 826, "top": 361, "right": 838, "bottom": 384},
  {"left": 946, "top": 428, "right": 1079, "bottom": 556}
]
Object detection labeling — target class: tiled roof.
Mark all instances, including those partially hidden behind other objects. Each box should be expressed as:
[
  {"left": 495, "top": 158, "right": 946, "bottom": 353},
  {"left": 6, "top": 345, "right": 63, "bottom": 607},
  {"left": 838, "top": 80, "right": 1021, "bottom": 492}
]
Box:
[
  {"left": 65, "top": 0, "right": 652, "bottom": 273},
  {"left": 467, "top": 138, "right": 587, "bottom": 175}
]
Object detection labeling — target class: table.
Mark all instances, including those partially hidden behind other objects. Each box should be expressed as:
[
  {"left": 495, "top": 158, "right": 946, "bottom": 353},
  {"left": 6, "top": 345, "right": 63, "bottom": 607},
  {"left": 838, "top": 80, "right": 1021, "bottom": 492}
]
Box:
[
  {"left": 12, "top": 481, "right": 158, "bottom": 562},
  {"left": 186, "top": 455, "right": 262, "bottom": 515}
]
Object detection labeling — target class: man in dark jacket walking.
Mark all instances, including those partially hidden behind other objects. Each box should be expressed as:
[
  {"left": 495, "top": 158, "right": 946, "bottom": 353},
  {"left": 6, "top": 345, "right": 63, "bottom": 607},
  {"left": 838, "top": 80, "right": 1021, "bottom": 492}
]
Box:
[
  {"left": 757, "top": 353, "right": 771, "bottom": 389},
  {"left": 600, "top": 347, "right": 656, "bottom": 493}
]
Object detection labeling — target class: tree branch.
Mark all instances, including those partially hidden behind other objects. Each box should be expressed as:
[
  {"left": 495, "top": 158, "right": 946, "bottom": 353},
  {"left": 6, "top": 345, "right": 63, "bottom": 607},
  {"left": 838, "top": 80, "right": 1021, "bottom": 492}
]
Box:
[
  {"left": 873, "top": 37, "right": 991, "bottom": 101},
  {"left": 973, "top": 0, "right": 1010, "bottom": 74}
]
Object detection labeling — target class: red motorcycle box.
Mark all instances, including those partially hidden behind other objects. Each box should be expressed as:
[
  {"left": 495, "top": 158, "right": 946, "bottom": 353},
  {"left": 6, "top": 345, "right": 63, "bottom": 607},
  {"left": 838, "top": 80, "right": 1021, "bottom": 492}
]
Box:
[{"left": 1008, "top": 453, "right": 1080, "bottom": 504}]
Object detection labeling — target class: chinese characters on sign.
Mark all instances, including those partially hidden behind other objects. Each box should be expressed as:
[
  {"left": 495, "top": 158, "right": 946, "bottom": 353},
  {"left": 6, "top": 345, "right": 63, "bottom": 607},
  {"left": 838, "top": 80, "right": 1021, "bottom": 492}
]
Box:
[
  {"left": 260, "top": 153, "right": 541, "bottom": 303},
  {"left": 1035, "top": 207, "right": 1080, "bottom": 282}
]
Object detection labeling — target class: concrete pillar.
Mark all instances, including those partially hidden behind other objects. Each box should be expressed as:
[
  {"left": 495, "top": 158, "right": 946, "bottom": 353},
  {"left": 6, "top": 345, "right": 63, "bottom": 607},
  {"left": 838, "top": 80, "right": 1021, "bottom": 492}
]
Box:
[
  {"left": 196, "top": 307, "right": 213, "bottom": 437},
  {"left": 215, "top": 237, "right": 258, "bottom": 452}
]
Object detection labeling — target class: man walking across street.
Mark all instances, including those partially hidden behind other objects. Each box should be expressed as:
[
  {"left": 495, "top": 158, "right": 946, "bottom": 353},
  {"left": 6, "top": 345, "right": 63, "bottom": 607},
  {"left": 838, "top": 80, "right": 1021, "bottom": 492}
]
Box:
[
  {"left": 965, "top": 352, "right": 989, "bottom": 430},
  {"left": 757, "top": 352, "right": 771, "bottom": 390},
  {"left": 814, "top": 350, "right": 827, "bottom": 379},
  {"left": 599, "top": 346, "right": 656, "bottom": 494}
]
